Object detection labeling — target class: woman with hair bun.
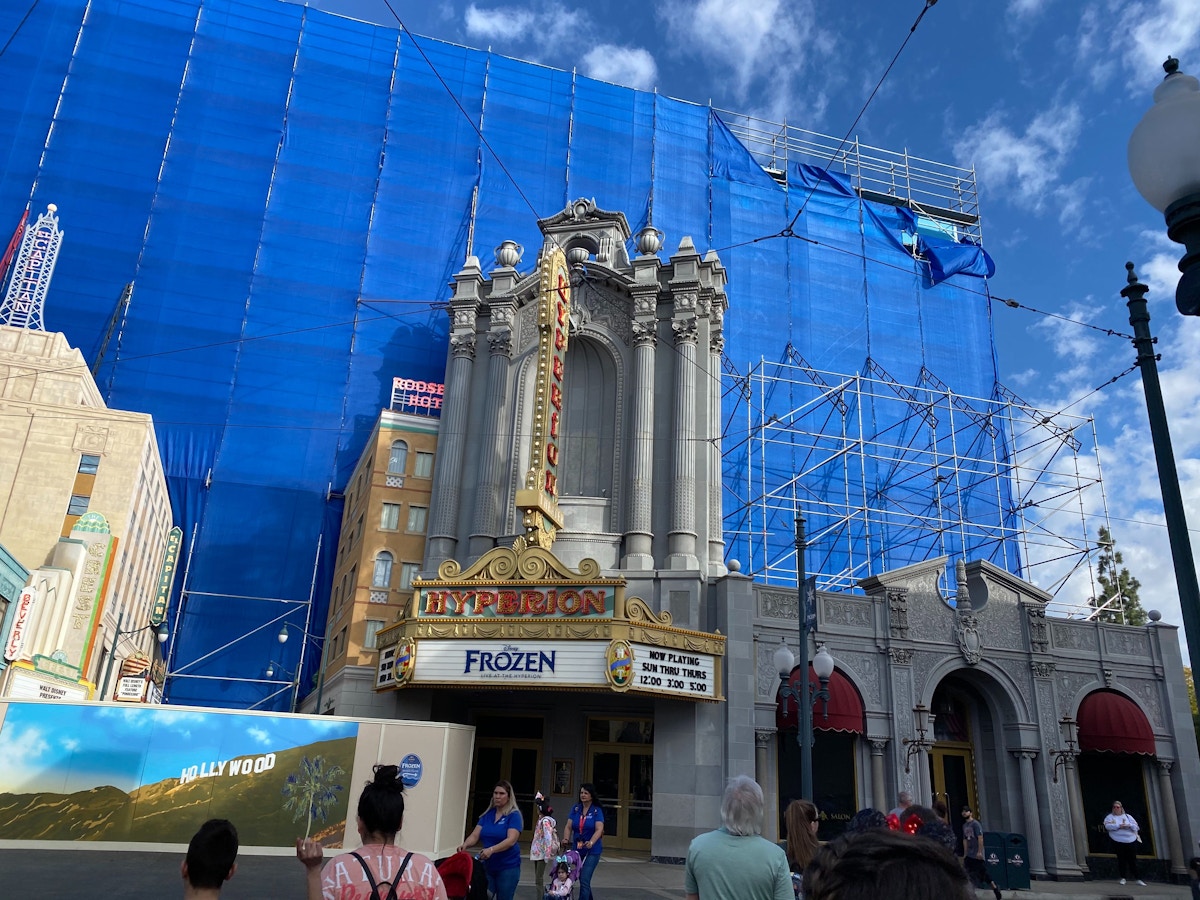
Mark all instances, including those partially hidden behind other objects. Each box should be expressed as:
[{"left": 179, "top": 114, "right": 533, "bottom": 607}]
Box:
[{"left": 296, "top": 764, "right": 449, "bottom": 900}]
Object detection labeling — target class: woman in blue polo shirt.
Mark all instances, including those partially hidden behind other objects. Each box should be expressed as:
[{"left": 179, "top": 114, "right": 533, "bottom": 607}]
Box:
[
  {"left": 458, "top": 780, "right": 523, "bottom": 900},
  {"left": 563, "top": 783, "right": 605, "bottom": 900}
]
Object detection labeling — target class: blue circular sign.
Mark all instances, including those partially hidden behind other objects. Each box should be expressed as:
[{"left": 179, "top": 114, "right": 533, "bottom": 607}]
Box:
[{"left": 400, "top": 753, "right": 423, "bottom": 788}]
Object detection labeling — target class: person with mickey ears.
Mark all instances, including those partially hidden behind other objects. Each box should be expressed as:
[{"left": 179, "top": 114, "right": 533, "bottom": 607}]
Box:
[{"left": 296, "top": 763, "right": 449, "bottom": 900}]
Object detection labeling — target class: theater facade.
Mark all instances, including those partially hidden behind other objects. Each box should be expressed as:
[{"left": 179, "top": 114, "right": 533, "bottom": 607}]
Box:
[{"left": 374, "top": 201, "right": 1200, "bottom": 873}]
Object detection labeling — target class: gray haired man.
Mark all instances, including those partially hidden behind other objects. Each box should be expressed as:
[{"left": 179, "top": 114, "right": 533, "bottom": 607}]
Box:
[
  {"left": 888, "top": 790, "right": 913, "bottom": 818},
  {"left": 685, "top": 776, "right": 792, "bottom": 900}
]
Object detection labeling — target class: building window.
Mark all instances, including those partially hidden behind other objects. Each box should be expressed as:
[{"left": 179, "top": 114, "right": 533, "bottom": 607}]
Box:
[
  {"left": 364, "top": 619, "right": 384, "bottom": 650},
  {"left": 372, "top": 551, "right": 393, "bottom": 588},
  {"left": 380, "top": 503, "right": 401, "bottom": 531},
  {"left": 414, "top": 451, "right": 434, "bottom": 478},
  {"left": 388, "top": 440, "right": 408, "bottom": 475},
  {"left": 78, "top": 454, "right": 100, "bottom": 475},
  {"left": 406, "top": 505, "right": 428, "bottom": 533},
  {"left": 67, "top": 494, "right": 90, "bottom": 515},
  {"left": 399, "top": 562, "right": 420, "bottom": 591}
]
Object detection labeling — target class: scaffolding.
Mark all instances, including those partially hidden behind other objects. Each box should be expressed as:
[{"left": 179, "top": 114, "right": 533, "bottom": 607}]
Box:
[
  {"left": 723, "top": 349, "right": 1112, "bottom": 617},
  {"left": 716, "top": 110, "right": 982, "bottom": 244}
]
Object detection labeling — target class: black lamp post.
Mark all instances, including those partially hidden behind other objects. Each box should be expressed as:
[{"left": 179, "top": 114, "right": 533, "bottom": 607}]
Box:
[
  {"left": 1120, "top": 264, "right": 1200, "bottom": 684},
  {"left": 1128, "top": 57, "right": 1200, "bottom": 316},
  {"left": 774, "top": 639, "right": 836, "bottom": 801},
  {"left": 98, "top": 612, "right": 168, "bottom": 700}
]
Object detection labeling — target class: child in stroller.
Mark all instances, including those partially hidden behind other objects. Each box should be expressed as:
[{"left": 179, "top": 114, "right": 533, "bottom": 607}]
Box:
[{"left": 544, "top": 859, "right": 574, "bottom": 899}]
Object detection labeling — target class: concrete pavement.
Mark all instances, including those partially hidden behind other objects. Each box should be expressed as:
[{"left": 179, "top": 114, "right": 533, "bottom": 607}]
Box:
[{"left": 0, "top": 846, "right": 1192, "bottom": 899}]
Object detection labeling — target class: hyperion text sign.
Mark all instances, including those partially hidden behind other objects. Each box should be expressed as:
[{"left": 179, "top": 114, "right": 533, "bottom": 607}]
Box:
[{"left": 417, "top": 585, "right": 614, "bottom": 619}]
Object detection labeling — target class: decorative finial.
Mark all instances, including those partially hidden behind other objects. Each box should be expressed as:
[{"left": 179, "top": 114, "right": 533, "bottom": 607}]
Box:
[
  {"left": 636, "top": 224, "right": 663, "bottom": 256},
  {"left": 1125, "top": 261, "right": 1138, "bottom": 285},
  {"left": 46, "top": 203, "right": 57, "bottom": 214},
  {"left": 1164, "top": 56, "right": 1179, "bottom": 77},
  {"left": 955, "top": 558, "right": 972, "bottom": 612}
]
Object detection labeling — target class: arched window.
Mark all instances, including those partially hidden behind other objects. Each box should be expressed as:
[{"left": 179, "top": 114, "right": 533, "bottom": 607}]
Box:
[
  {"left": 560, "top": 337, "right": 616, "bottom": 498},
  {"left": 372, "top": 551, "right": 393, "bottom": 588},
  {"left": 388, "top": 440, "right": 408, "bottom": 475}
]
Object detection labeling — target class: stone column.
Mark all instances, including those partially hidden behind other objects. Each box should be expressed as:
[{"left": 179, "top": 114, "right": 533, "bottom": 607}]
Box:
[
  {"left": 1014, "top": 751, "right": 1048, "bottom": 876},
  {"left": 707, "top": 326, "right": 725, "bottom": 576},
  {"left": 756, "top": 729, "right": 780, "bottom": 841},
  {"left": 468, "top": 319, "right": 513, "bottom": 557},
  {"left": 426, "top": 332, "right": 476, "bottom": 566},
  {"left": 1157, "top": 760, "right": 1187, "bottom": 875},
  {"left": 667, "top": 315, "right": 699, "bottom": 569},
  {"left": 1060, "top": 756, "right": 1089, "bottom": 871},
  {"left": 915, "top": 745, "right": 931, "bottom": 805},
  {"left": 622, "top": 319, "right": 656, "bottom": 569},
  {"left": 869, "top": 739, "right": 889, "bottom": 812}
]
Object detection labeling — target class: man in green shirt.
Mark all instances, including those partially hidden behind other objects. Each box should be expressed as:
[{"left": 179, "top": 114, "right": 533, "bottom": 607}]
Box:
[{"left": 685, "top": 776, "right": 793, "bottom": 900}]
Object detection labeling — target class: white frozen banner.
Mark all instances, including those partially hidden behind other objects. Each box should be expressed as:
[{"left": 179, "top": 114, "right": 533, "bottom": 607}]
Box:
[
  {"left": 413, "top": 640, "right": 609, "bottom": 687},
  {"left": 630, "top": 643, "right": 716, "bottom": 700}
]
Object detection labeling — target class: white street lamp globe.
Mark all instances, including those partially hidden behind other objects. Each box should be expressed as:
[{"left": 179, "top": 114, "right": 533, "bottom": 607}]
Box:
[
  {"left": 1128, "top": 58, "right": 1200, "bottom": 212},
  {"left": 813, "top": 644, "right": 836, "bottom": 680},
  {"left": 773, "top": 640, "right": 795, "bottom": 677},
  {"left": 277, "top": 625, "right": 289, "bottom": 644}
]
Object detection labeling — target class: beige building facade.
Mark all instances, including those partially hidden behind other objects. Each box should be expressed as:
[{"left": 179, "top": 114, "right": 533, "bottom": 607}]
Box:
[
  {"left": 0, "top": 325, "right": 173, "bottom": 701},
  {"left": 303, "top": 405, "right": 438, "bottom": 716}
]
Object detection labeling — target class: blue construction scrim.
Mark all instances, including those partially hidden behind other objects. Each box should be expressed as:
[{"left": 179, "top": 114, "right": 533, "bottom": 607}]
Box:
[{"left": 0, "top": 0, "right": 1017, "bottom": 709}]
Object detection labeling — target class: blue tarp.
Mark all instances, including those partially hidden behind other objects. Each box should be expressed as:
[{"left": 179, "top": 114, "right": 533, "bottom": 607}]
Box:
[{"left": 0, "top": 0, "right": 1016, "bottom": 709}]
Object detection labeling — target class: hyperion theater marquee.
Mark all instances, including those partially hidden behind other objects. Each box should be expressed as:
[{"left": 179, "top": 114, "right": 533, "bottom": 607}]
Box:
[
  {"left": 375, "top": 546, "right": 723, "bottom": 701},
  {"left": 375, "top": 239, "right": 725, "bottom": 701}
]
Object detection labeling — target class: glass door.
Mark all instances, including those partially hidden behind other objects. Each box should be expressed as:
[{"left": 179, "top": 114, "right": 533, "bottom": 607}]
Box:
[
  {"left": 930, "top": 746, "right": 977, "bottom": 850},
  {"left": 586, "top": 718, "right": 653, "bottom": 852}
]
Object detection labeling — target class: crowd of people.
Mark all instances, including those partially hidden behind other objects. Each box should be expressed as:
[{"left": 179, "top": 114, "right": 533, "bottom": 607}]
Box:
[{"left": 174, "top": 769, "right": 1196, "bottom": 900}]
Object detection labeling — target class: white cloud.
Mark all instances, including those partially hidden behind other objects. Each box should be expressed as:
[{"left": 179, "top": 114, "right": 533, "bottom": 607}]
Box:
[
  {"left": 247, "top": 725, "right": 271, "bottom": 745},
  {"left": 1009, "top": 0, "right": 1050, "bottom": 16},
  {"left": 464, "top": 4, "right": 536, "bottom": 41},
  {"left": 657, "top": 0, "right": 833, "bottom": 117},
  {"left": 954, "top": 103, "right": 1084, "bottom": 225},
  {"left": 1116, "top": 0, "right": 1200, "bottom": 91},
  {"left": 60, "top": 737, "right": 80, "bottom": 752},
  {"left": 0, "top": 725, "right": 49, "bottom": 760},
  {"left": 580, "top": 44, "right": 658, "bottom": 91},
  {"left": 463, "top": 3, "right": 588, "bottom": 58}
]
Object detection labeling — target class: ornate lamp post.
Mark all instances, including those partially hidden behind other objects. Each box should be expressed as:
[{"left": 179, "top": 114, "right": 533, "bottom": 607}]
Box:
[
  {"left": 902, "top": 703, "right": 934, "bottom": 774},
  {"left": 774, "top": 639, "right": 836, "bottom": 800},
  {"left": 1128, "top": 57, "right": 1200, "bottom": 316}
]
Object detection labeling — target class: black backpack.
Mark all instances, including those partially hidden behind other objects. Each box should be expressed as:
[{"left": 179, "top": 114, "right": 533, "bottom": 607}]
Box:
[{"left": 349, "top": 850, "right": 413, "bottom": 900}]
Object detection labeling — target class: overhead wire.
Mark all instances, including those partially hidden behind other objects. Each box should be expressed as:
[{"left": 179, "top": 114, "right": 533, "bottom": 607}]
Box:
[{"left": 0, "top": 0, "right": 40, "bottom": 61}]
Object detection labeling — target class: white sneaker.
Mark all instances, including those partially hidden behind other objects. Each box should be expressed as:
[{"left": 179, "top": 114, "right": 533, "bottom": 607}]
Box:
[
  {"left": 1137, "top": 880, "right": 1146, "bottom": 886},
  {"left": 1119, "top": 878, "right": 1126, "bottom": 885}
]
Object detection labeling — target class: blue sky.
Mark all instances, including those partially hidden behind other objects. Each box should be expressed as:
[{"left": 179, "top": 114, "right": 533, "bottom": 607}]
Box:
[
  {"left": 0, "top": 704, "right": 358, "bottom": 794},
  {"left": 288, "top": 0, "right": 1200, "bottom": 657}
]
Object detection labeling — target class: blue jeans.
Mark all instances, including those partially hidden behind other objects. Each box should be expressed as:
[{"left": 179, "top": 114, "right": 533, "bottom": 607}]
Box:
[
  {"left": 577, "top": 851, "right": 600, "bottom": 900},
  {"left": 486, "top": 863, "right": 520, "bottom": 900}
]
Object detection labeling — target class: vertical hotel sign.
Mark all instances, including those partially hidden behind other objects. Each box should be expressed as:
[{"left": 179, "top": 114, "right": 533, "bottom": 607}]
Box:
[
  {"left": 150, "top": 526, "right": 182, "bottom": 626},
  {"left": 0, "top": 203, "right": 64, "bottom": 331},
  {"left": 3, "top": 587, "right": 36, "bottom": 661},
  {"left": 514, "top": 246, "right": 570, "bottom": 550}
]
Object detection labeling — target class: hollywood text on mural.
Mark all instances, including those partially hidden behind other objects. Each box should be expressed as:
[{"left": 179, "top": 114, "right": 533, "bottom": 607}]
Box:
[{"left": 179, "top": 753, "right": 276, "bottom": 784}]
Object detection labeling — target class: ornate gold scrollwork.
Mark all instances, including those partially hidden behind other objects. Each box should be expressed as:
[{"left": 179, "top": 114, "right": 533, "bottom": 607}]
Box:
[{"left": 625, "top": 595, "right": 672, "bottom": 626}]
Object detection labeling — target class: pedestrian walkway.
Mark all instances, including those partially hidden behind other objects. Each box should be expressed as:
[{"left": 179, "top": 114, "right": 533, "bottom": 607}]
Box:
[{"left": 0, "top": 846, "right": 1190, "bottom": 899}]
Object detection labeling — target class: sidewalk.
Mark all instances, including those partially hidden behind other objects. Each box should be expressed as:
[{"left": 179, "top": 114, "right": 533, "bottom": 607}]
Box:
[{"left": 0, "top": 847, "right": 1190, "bottom": 899}]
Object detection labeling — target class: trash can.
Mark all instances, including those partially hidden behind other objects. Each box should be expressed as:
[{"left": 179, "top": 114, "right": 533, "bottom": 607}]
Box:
[
  {"left": 1004, "top": 833, "right": 1031, "bottom": 890},
  {"left": 982, "top": 832, "right": 1008, "bottom": 890}
]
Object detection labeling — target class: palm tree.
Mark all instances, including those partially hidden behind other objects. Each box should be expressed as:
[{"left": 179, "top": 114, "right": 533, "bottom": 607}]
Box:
[{"left": 282, "top": 755, "right": 346, "bottom": 839}]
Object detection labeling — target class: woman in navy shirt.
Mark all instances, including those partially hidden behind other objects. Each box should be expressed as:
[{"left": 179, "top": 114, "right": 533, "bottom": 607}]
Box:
[
  {"left": 562, "top": 782, "right": 605, "bottom": 900},
  {"left": 459, "top": 780, "right": 523, "bottom": 900}
]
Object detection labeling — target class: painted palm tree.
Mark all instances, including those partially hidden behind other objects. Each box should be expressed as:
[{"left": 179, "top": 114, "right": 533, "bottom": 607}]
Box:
[{"left": 282, "top": 755, "right": 346, "bottom": 839}]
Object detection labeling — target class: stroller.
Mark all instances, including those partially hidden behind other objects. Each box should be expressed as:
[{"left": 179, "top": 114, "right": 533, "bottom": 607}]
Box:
[
  {"left": 435, "top": 851, "right": 488, "bottom": 900},
  {"left": 543, "top": 849, "right": 582, "bottom": 900}
]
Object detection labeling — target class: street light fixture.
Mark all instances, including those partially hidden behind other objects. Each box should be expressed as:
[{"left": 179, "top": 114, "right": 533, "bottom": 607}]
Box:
[
  {"left": 1128, "top": 57, "right": 1200, "bottom": 315},
  {"left": 1050, "top": 715, "right": 1080, "bottom": 784},
  {"left": 902, "top": 703, "right": 934, "bottom": 774},
  {"left": 98, "top": 613, "right": 168, "bottom": 701},
  {"left": 277, "top": 622, "right": 327, "bottom": 713},
  {"left": 774, "top": 638, "right": 836, "bottom": 800},
  {"left": 1120, "top": 264, "right": 1200, "bottom": 685}
]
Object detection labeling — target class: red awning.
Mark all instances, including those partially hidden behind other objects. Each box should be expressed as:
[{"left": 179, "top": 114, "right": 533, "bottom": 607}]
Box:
[
  {"left": 776, "top": 666, "right": 865, "bottom": 734},
  {"left": 1077, "top": 690, "right": 1155, "bottom": 755}
]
